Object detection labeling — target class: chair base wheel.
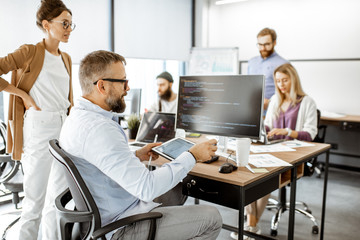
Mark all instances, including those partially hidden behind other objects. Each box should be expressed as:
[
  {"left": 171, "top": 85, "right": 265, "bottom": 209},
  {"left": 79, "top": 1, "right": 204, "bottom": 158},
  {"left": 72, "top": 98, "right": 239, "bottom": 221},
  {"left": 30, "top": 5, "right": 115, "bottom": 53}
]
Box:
[
  {"left": 270, "top": 229, "right": 278, "bottom": 236},
  {"left": 312, "top": 225, "right": 319, "bottom": 234}
]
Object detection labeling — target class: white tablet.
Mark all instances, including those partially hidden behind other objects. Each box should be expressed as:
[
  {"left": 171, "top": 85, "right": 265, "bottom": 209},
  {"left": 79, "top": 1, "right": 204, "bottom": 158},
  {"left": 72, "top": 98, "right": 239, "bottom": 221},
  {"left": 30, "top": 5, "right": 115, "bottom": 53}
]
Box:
[{"left": 152, "top": 137, "right": 195, "bottom": 161}]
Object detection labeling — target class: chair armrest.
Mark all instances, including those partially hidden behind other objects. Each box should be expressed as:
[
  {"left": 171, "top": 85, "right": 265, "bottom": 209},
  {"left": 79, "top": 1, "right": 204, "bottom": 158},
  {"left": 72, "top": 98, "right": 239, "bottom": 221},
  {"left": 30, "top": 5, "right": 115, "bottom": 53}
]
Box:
[
  {"left": 317, "top": 125, "right": 327, "bottom": 143},
  {"left": 0, "top": 154, "right": 12, "bottom": 162},
  {"left": 91, "top": 212, "right": 163, "bottom": 239},
  {"left": 55, "top": 188, "right": 93, "bottom": 223},
  {"left": 0, "top": 159, "right": 20, "bottom": 183}
]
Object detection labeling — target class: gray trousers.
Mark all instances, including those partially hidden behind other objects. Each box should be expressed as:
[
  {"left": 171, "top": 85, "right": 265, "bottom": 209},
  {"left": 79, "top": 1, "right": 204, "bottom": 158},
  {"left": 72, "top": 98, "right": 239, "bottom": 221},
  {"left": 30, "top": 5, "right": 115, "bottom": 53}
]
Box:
[{"left": 111, "top": 204, "right": 222, "bottom": 240}]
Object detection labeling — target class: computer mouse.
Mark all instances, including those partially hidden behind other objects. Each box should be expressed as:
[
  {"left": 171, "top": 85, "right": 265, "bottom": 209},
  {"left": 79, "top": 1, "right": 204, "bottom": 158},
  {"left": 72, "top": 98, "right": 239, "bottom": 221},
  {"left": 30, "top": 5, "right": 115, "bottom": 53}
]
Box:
[{"left": 218, "top": 163, "right": 238, "bottom": 174}]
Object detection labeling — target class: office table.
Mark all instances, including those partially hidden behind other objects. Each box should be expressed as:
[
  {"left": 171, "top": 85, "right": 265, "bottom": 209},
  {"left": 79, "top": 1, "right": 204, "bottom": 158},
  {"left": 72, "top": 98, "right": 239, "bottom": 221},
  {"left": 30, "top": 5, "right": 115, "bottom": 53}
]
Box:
[
  {"left": 180, "top": 142, "right": 331, "bottom": 240},
  {"left": 320, "top": 114, "right": 360, "bottom": 131}
]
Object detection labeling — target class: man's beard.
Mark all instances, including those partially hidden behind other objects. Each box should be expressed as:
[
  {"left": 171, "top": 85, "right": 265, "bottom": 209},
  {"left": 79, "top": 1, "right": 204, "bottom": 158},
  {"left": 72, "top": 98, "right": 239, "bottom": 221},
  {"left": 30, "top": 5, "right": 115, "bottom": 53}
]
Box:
[
  {"left": 106, "top": 91, "right": 126, "bottom": 113},
  {"left": 160, "top": 87, "right": 172, "bottom": 101},
  {"left": 260, "top": 48, "right": 274, "bottom": 59}
]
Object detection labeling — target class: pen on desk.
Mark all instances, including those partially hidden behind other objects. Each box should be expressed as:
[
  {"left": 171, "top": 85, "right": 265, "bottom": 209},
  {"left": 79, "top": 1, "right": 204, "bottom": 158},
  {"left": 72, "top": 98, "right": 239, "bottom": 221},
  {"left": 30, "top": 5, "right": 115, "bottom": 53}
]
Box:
[
  {"left": 148, "top": 134, "right": 158, "bottom": 170},
  {"left": 246, "top": 164, "right": 255, "bottom": 174}
]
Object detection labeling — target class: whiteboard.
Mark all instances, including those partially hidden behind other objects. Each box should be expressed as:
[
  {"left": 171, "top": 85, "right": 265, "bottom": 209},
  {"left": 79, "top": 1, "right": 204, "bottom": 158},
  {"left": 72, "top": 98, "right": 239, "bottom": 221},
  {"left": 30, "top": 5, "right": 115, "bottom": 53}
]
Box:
[
  {"left": 241, "top": 60, "right": 360, "bottom": 116},
  {"left": 188, "top": 47, "right": 239, "bottom": 75},
  {"left": 291, "top": 61, "right": 360, "bottom": 116}
]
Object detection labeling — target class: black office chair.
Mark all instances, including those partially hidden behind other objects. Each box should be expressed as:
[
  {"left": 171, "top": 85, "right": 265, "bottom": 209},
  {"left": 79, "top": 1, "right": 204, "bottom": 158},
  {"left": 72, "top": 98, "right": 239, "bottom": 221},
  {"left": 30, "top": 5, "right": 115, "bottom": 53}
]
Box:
[
  {"left": 310, "top": 110, "right": 327, "bottom": 178},
  {"left": 266, "top": 109, "right": 327, "bottom": 236},
  {"left": 0, "top": 120, "right": 24, "bottom": 239},
  {"left": 48, "top": 139, "right": 163, "bottom": 240}
]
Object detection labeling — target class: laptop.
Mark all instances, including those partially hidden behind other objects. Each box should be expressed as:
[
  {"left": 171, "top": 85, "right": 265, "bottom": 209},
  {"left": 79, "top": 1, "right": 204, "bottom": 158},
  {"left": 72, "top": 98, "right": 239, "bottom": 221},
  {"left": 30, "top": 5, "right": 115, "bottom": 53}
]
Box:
[
  {"left": 260, "top": 123, "right": 286, "bottom": 145},
  {"left": 129, "top": 112, "right": 176, "bottom": 151}
]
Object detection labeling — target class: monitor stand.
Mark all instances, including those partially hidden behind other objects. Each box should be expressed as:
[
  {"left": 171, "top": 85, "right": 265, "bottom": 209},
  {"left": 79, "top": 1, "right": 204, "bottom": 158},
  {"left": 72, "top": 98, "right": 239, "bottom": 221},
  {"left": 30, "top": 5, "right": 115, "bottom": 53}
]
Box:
[
  {"left": 216, "top": 136, "right": 236, "bottom": 163},
  {"left": 218, "top": 136, "right": 228, "bottom": 153}
]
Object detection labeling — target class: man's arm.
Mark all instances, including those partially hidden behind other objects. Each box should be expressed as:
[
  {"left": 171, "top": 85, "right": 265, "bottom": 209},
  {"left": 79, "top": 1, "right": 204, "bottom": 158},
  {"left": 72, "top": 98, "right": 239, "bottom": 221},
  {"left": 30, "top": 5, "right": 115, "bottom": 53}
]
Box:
[
  {"left": 82, "top": 122, "right": 197, "bottom": 202},
  {"left": 135, "top": 142, "right": 162, "bottom": 161}
]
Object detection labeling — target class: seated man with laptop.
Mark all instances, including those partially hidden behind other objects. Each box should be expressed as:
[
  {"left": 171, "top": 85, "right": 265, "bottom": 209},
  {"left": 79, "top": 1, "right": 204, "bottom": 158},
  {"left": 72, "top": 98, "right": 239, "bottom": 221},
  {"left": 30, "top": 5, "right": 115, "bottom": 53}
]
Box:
[{"left": 59, "top": 50, "right": 222, "bottom": 240}]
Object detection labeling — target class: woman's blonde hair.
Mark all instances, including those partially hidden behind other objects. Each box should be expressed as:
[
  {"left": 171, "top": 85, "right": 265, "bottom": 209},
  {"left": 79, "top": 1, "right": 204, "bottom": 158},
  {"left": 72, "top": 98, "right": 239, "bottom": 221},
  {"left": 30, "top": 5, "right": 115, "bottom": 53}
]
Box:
[{"left": 273, "top": 63, "right": 306, "bottom": 116}]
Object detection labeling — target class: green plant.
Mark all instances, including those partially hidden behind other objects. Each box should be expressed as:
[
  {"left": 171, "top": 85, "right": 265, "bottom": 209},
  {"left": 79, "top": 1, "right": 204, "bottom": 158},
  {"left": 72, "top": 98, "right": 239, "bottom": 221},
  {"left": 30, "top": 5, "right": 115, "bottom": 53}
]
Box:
[{"left": 127, "top": 113, "right": 140, "bottom": 130}]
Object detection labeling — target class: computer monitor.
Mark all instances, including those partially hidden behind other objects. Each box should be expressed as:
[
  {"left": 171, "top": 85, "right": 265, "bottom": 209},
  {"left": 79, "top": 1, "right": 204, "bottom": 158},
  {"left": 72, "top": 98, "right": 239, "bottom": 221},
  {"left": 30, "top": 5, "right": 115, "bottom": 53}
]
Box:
[
  {"left": 120, "top": 88, "right": 142, "bottom": 117},
  {"left": 176, "top": 75, "right": 264, "bottom": 140}
]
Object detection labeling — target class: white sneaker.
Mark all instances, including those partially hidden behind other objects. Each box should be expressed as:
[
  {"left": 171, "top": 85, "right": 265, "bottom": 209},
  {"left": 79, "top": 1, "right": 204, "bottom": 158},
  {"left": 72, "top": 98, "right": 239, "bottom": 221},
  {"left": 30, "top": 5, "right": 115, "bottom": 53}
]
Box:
[{"left": 230, "top": 225, "right": 261, "bottom": 240}]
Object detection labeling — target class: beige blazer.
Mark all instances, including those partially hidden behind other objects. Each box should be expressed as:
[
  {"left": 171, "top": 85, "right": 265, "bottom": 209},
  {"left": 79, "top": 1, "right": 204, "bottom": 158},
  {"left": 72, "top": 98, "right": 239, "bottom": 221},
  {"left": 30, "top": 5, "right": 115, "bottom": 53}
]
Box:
[{"left": 0, "top": 39, "right": 73, "bottom": 160}]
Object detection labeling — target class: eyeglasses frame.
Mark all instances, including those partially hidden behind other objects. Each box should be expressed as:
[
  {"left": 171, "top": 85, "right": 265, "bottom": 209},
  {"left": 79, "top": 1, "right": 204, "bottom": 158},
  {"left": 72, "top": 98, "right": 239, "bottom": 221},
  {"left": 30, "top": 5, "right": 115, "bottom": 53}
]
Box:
[
  {"left": 93, "top": 78, "right": 129, "bottom": 90},
  {"left": 256, "top": 42, "right": 273, "bottom": 49},
  {"left": 51, "top": 20, "right": 76, "bottom": 30}
]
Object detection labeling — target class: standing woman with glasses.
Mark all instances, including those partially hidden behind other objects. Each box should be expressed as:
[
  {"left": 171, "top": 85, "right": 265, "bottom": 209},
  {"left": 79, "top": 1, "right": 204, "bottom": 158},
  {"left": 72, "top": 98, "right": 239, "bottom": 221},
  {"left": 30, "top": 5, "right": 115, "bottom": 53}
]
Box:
[{"left": 0, "top": 0, "right": 75, "bottom": 239}]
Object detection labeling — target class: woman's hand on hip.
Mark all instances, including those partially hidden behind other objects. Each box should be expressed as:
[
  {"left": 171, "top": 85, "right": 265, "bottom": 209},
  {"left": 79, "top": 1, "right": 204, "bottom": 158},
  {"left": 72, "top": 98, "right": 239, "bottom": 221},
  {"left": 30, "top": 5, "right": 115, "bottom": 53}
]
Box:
[
  {"left": 22, "top": 93, "right": 41, "bottom": 110},
  {"left": 3, "top": 84, "right": 41, "bottom": 110}
]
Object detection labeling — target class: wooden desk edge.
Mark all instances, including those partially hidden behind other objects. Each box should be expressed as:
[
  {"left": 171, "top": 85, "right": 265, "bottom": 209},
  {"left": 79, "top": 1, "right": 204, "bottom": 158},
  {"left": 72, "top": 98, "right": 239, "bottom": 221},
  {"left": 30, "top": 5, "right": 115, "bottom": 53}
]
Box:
[
  {"left": 320, "top": 115, "right": 360, "bottom": 123},
  {"left": 187, "top": 142, "right": 331, "bottom": 187}
]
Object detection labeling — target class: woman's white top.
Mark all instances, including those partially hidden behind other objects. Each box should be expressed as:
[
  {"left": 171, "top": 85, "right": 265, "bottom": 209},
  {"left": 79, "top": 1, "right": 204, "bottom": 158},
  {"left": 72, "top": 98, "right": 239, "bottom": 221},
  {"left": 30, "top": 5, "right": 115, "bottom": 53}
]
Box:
[
  {"left": 29, "top": 50, "right": 70, "bottom": 112},
  {"left": 264, "top": 95, "right": 318, "bottom": 140}
]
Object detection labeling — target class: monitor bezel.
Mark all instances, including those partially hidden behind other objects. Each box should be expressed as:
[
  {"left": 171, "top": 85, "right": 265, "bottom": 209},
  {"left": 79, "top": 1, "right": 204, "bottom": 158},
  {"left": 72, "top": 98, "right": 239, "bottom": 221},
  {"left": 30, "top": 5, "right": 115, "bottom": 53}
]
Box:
[{"left": 175, "top": 74, "right": 265, "bottom": 140}]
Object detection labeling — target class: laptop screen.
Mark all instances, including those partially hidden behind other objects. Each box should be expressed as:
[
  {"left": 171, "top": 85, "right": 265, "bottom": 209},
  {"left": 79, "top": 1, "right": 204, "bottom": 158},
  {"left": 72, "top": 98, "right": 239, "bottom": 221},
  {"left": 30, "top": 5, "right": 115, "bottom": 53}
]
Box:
[{"left": 135, "top": 112, "right": 176, "bottom": 143}]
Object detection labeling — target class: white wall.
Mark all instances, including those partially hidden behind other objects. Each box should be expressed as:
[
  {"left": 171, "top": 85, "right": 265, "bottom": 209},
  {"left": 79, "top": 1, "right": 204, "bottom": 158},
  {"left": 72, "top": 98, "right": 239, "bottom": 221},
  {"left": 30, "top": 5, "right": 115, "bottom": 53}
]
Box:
[
  {"left": 197, "top": 0, "right": 360, "bottom": 115},
  {"left": 206, "top": 0, "right": 360, "bottom": 60},
  {"left": 114, "top": 0, "right": 192, "bottom": 61}
]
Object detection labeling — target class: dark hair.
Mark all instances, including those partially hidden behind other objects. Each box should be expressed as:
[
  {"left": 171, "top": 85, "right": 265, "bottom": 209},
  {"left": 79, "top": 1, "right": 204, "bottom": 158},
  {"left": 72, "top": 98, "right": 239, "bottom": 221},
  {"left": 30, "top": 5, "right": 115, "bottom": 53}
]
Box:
[
  {"left": 36, "top": 0, "right": 72, "bottom": 31},
  {"left": 156, "top": 71, "right": 173, "bottom": 83},
  {"left": 257, "top": 28, "right": 277, "bottom": 42},
  {"left": 79, "top": 50, "right": 127, "bottom": 95}
]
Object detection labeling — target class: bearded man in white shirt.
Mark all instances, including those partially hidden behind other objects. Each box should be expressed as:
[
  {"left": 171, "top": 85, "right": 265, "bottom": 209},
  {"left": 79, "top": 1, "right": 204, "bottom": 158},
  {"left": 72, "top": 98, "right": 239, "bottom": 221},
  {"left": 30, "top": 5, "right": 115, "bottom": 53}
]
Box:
[
  {"left": 148, "top": 71, "right": 177, "bottom": 113},
  {"left": 59, "top": 50, "right": 222, "bottom": 240}
]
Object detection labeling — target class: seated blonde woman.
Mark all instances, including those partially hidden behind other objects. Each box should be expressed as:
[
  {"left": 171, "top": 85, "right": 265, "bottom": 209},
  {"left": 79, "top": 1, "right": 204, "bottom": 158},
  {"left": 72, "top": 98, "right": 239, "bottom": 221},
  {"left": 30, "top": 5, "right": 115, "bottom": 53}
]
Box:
[{"left": 231, "top": 63, "right": 317, "bottom": 240}]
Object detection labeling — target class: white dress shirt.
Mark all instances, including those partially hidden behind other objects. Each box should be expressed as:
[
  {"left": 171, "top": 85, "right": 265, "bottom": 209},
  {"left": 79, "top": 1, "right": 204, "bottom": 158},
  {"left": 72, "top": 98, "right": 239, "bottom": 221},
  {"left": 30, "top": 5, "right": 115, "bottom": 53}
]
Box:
[{"left": 59, "top": 97, "right": 195, "bottom": 238}]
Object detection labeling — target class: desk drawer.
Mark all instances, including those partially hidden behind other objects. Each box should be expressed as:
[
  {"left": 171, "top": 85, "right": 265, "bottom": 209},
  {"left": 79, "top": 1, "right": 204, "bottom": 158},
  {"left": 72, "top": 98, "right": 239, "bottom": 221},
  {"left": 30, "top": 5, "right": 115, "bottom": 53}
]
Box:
[
  {"left": 183, "top": 175, "right": 280, "bottom": 209},
  {"left": 182, "top": 175, "right": 241, "bottom": 209}
]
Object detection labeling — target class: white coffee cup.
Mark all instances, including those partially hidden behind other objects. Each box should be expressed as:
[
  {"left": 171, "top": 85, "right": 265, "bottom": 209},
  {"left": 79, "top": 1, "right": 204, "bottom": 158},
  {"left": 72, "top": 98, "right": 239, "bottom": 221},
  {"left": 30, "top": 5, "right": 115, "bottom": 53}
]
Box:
[
  {"left": 175, "top": 129, "right": 186, "bottom": 138},
  {"left": 236, "top": 138, "right": 251, "bottom": 167}
]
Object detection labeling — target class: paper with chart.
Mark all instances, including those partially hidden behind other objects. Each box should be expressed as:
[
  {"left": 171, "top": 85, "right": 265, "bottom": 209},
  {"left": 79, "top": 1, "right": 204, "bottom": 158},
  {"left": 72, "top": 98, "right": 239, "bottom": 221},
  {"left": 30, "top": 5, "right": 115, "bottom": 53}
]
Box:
[
  {"left": 281, "top": 140, "right": 315, "bottom": 148},
  {"left": 250, "top": 143, "right": 295, "bottom": 153},
  {"left": 249, "top": 154, "right": 292, "bottom": 167}
]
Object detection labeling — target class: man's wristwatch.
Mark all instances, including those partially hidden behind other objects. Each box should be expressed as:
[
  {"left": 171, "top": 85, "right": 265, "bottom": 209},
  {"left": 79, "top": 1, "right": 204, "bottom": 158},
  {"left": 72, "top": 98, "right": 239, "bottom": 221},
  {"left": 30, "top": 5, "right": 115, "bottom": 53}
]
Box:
[{"left": 286, "top": 128, "right": 292, "bottom": 137}]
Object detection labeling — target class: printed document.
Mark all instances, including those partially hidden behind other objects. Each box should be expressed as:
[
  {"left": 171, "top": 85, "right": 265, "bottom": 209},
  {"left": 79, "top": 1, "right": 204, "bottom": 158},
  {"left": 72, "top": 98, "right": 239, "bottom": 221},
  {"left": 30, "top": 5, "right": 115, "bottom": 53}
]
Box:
[{"left": 249, "top": 154, "right": 292, "bottom": 167}]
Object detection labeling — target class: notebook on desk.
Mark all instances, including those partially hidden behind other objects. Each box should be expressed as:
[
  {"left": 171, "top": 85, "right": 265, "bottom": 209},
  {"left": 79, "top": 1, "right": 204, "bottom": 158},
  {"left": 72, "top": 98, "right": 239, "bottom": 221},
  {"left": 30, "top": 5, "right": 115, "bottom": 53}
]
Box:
[{"left": 129, "top": 112, "right": 176, "bottom": 151}]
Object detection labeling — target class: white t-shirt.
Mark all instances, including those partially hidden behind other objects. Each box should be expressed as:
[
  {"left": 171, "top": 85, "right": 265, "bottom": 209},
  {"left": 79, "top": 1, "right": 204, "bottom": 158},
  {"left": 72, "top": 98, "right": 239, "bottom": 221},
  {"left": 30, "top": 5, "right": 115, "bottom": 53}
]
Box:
[
  {"left": 29, "top": 50, "right": 70, "bottom": 111},
  {"left": 149, "top": 96, "right": 177, "bottom": 113}
]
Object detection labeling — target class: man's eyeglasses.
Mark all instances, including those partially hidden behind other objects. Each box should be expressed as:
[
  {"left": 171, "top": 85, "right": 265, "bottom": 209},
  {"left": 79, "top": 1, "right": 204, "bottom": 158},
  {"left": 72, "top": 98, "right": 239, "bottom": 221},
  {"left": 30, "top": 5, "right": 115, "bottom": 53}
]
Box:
[
  {"left": 93, "top": 78, "right": 129, "bottom": 90},
  {"left": 51, "top": 20, "right": 76, "bottom": 30},
  {"left": 257, "top": 42, "right": 273, "bottom": 48}
]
